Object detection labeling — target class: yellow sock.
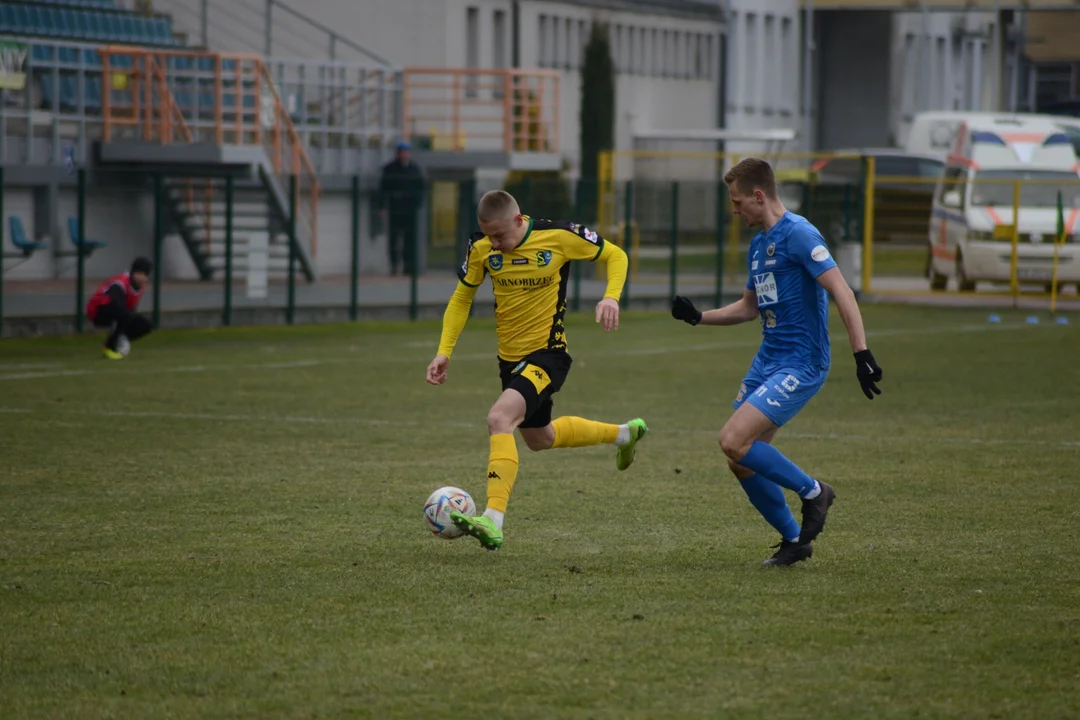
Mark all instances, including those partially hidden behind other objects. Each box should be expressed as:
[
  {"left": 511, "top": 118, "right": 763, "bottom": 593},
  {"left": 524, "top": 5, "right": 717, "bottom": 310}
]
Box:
[
  {"left": 551, "top": 416, "right": 620, "bottom": 448},
  {"left": 485, "top": 433, "right": 519, "bottom": 513}
]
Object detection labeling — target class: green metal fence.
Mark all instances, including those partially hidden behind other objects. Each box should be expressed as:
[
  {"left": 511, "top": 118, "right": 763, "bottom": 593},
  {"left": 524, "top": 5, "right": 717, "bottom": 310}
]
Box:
[{"left": 1, "top": 171, "right": 871, "bottom": 337}]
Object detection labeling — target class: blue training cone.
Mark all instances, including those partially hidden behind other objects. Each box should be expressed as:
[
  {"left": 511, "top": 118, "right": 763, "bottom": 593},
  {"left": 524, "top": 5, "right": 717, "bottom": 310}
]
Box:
[
  {"left": 1026, "top": 315, "right": 1040, "bottom": 325},
  {"left": 988, "top": 314, "right": 1001, "bottom": 324},
  {"left": 1055, "top": 316, "right": 1069, "bottom": 325}
]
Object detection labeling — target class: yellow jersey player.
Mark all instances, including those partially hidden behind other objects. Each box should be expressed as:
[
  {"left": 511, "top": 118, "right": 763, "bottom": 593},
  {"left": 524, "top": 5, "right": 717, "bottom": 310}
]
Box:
[{"left": 425, "top": 190, "right": 649, "bottom": 551}]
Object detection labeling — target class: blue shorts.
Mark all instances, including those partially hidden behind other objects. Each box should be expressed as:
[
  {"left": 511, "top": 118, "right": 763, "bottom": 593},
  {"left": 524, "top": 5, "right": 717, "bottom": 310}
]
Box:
[{"left": 732, "top": 356, "right": 828, "bottom": 427}]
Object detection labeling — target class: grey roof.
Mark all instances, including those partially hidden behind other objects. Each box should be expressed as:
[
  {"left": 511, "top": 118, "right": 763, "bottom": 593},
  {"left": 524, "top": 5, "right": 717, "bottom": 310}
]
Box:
[{"left": 537, "top": 0, "right": 725, "bottom": 22}]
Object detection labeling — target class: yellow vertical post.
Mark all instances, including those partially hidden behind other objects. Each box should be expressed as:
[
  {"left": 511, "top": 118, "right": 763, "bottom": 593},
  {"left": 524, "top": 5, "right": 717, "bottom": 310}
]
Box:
[
  {"left": 1050, "top": 188, "right": 1064, "bottom": 314},
  {"left": 1051, "top": 234, "right": 1061, "bottom": 313},
  {"left": 1009, "top": 180, "right": 1021, "bottom": 300},
  {"left": 632, "top": 222, "right": 640, "bottom": 281},
  {"left": 861, "top": 155, "right": 876, "bottom": 295},
  {"left": 597, "top": 150, "right": 612, "bottom": 232}
]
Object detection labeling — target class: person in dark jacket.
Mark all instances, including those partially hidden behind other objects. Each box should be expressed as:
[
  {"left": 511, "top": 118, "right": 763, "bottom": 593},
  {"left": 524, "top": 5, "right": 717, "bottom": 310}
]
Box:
[{"left": 379, "top": 140, "right": 425, "bottom": 275}]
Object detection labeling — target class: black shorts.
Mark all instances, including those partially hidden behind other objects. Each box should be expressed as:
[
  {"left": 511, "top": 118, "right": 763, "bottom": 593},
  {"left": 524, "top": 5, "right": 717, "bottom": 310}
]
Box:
[{"left": 498, "top": 350, "right": 572, "bottom": 429}]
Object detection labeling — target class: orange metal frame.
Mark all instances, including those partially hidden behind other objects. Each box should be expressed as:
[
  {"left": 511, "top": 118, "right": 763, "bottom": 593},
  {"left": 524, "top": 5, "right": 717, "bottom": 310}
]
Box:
[
  {"left": 99, "top": 46, "right": 320, "bottom": 256},
  {"left": 402, "top": 68, "right": 560, "bottom": 154}
]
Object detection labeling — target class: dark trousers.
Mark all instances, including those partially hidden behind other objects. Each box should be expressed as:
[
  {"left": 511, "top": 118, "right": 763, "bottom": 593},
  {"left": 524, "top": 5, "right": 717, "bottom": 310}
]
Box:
[
  {"left": 92, "top": 301, "right": 152, "bottom": 350},
  {"left": 388, "top": 213, "right": 417, "bottom": 275}
]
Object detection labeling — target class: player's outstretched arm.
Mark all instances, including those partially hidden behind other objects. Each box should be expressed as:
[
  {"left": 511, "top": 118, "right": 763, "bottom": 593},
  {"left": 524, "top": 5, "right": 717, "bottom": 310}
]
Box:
[
  {"left": 427, "top": 283, "right": 478, "bottom": 385},
  {"left": 671, "top": 289, "right": 758, "bottom": 327},
  {"left": 816, "top": 267, "right": 883, "bottom": 399},
  {"left": 593, "top": 242, "right": 628, "bottom": 331}
]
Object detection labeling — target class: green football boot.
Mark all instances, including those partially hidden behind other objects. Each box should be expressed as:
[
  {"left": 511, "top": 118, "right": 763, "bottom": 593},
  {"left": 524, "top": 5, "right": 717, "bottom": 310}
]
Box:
[
  {"left": 450, "top": 511, "right": 503, "bottom": 551},
  {"left": 615, "top": 418, "right": 649, "bottom": 471}
]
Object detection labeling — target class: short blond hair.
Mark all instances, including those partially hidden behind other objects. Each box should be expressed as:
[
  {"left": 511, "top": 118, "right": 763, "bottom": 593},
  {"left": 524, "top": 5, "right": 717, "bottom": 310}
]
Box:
[
  {"left": 724, "top": 157, "right": 778, "bottom": 198},
  {"left": 477, "top": 190, "right": 520, "bottom": 223}
]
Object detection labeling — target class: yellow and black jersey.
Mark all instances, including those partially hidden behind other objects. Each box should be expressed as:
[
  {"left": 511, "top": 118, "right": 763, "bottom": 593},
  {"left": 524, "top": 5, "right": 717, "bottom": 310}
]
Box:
[{"left": 437, "top": 217, "right": 628, "bottom": 362}]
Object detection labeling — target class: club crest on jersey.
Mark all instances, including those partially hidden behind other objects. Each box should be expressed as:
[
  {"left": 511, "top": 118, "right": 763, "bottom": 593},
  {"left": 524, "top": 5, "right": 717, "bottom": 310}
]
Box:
[
  {"left": 753, "top": 272, "right": 779, "bottom": 306},
  {"left": 766, "top": 242, "right": 776, "bottom": 257},
  {"left": 536, "top": 250, "right": 552, "bottom": 267},
  {"left": 488, "top": 254, "right": 503, "bottom": 271}
]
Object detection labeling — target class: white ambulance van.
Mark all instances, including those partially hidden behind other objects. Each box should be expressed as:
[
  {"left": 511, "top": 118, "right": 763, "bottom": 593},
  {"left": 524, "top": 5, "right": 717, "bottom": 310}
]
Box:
[{"left": 917, "top": 115, "right": 1080, "bottom": 291}]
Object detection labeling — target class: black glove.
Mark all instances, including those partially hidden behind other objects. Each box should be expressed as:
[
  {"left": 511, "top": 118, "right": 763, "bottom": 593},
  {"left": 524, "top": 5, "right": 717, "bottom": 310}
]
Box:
[
  {"left": 671, "top": 296, "right": 702, "bottom": 326},
  {"left": 854, "top": 349, "right": 883, "bottom": 399}
]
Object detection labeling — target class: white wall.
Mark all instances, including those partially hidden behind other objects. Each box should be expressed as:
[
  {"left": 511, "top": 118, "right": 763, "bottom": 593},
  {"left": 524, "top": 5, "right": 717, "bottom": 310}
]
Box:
[
  {"left": 891, "top": 11, "right": 998, "bottom": 149},
  {"left": 725, "top": 0, "right": 802, "bottom": 154},
  {"left": 3, "top": 187, "right": 158, "bottom": 282},
  {"left": 2, "top": 186, "right": 392, "bottom": 281},
  {"left": 152, "top": 0, "right": 724, "bottom": 171},
  {"left": 516, "top": 0, "right": 723, "bottom": 173},
  {"left": 152, "top": 0, "right": 449, "bottom": 66}
]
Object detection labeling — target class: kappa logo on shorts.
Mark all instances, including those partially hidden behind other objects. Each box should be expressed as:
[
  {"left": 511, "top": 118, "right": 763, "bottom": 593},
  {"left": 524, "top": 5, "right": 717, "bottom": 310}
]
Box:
[
  {"left": 753, "top": 272, "right": 778, "bottom": 307},
  {"left": 519, "top": 363, "right": 551, "bottom": 394},
  {"left": 489, "top": 254, "right": 504, "bottom": 271}
]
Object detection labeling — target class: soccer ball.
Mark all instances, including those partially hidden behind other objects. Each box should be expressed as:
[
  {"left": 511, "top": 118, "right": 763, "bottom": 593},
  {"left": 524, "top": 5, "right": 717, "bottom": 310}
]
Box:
[{"left": 423, "top": 486, "right": 476, "bottom": 539}]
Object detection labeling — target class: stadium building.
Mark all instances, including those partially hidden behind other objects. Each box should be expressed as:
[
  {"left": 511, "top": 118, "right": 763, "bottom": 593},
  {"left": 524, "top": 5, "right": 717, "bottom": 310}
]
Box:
[{"left": 1, "top": 0, "right": 1078, "bottom": 286}]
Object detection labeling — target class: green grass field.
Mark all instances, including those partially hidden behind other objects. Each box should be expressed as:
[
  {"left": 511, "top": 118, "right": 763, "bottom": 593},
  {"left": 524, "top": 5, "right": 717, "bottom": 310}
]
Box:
[{"left": 2, "top": 305, "right": 1079, "bottom": 718}]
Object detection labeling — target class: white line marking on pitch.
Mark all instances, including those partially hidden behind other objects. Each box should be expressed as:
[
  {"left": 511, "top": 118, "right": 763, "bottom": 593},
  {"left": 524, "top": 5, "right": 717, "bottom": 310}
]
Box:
[
  {"left": 3, "top": 406, "right": 1077, "bottom": 449},
  {"left": 0, "top": 321, "right": 1064, "bottom": 381}
]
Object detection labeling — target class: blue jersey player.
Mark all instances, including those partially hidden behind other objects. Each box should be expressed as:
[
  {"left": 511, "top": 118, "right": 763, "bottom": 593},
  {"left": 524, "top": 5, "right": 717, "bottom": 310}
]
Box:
[{"left": 671, "top": 157, "right": 883, "bottom": 567}]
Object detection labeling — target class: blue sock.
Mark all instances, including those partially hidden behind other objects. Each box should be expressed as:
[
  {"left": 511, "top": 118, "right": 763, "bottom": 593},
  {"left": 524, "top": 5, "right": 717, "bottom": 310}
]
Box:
[
  {"left": 739, "top": 474, "right": 801, "bottom": 542},
  {"left": 739, "top": 441, "right": 820, "bottom": 499}
]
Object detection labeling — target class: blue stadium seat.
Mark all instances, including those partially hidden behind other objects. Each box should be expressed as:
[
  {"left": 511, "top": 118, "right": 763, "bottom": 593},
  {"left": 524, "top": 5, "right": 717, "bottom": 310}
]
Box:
[
  {"left": 2, "top": 3, "right": 176, "bottom": 45},
  {"left": 36, "top": 0, "right": 115, "bottom": 7},
  {"left": 67, "top": 216, "right": 107, "bottom": 253},
  {"left": 9, "top": 217, "right": 47, "bottom": 256},
  {"left": 86, "top": 75, "right": 102, "bottom": 109},
  {"left": 31, "top": 44, "right": 53, "bottom": 63}
]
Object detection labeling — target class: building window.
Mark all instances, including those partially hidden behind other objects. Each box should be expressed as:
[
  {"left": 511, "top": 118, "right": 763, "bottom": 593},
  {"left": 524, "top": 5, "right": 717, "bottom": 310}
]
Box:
[
  {"left": 493, "top": 9, "right": 506, "bottom": 99},
  {"left": 705, "top": 33, "right": 713, "bottom": 80},
  {"left": 651, "top": 29, "right": 659, "bottom": 76},
  {"left": 466, "top": 6, "right": 479, "bottom": 98},
  {"left": 539, "top": 15, "right": 548, "bottom": 67},
  {"left": 494, "top": 10, "right": 506, "bottom": 68},
  {"left": 578, "top": 20, "right": 586, "bottom": 69},
  {"left": 674, "top": 31, "right": 682, "bottom": 78},
  {"left": 746, "top": 13, "right": 758, "bottom": 110},
  {"left": 617, "top": 24, "right": 626, "bottom": 73},
  {"left": 780, "top": 18, "right": 792, "bottom": 112},
  {"left": 763, "top": 15, "right": 774, "bottom": 110},
  {"left": 564, "top": 17, "right": 572, "bottom": 69},
  {"left": 552, "top": 15, "right": 561, "bottom": 71},
  {"left": 637, "top": 26, "right": 646, "bottom": 74},
  {"left": 656, "top": 30, "right": 665, "bottom": 77}
]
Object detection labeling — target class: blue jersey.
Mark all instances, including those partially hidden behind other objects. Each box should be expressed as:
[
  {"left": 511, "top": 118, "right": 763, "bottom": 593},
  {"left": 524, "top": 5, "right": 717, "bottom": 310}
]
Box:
[{"left": 744, "top": 212, "right": 837, "bottom": 372}]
